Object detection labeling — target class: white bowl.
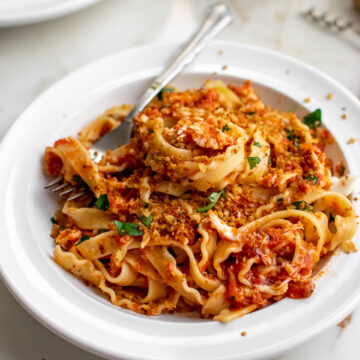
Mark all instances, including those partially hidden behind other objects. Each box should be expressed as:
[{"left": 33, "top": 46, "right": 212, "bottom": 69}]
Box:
[{"left": 0, "top": 42, "right": 360, "bottom": 360}]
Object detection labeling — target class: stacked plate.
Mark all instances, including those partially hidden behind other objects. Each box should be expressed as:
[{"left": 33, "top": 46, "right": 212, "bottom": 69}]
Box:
[{"left": 0, "top": 0, "right": 101, "bottom": 27}]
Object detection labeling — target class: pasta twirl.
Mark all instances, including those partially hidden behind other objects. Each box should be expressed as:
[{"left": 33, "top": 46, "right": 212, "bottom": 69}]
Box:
[{"left": 45, "top": 80, "right": 357, "bottom": 322}]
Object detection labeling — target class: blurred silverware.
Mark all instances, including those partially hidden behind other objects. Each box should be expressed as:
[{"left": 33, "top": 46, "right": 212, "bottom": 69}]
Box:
[{"left": 301, "top": 7, "right": 360, "bottom": 35}]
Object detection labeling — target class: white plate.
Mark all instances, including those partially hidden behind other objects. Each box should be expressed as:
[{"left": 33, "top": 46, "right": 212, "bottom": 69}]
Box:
[
  {"left": 0, "top": 42, "right": 360, "bottom": 360},
  {"left": 0, "top": 0, "right": 101, "bottom": 27}
]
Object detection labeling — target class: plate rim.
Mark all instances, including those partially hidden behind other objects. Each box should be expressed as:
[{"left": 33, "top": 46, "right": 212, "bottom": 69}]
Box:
[{"left": 0, "top": 0, "right": 101, "bottom": 27}]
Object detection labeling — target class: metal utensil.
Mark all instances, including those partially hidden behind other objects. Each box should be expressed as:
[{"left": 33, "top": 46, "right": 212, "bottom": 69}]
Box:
[
  {"left": 301, "top": 7, "right": 360, "bottom": 36},
  {"left": 46, "top": 2, "right": 233, "bottom": 200}
]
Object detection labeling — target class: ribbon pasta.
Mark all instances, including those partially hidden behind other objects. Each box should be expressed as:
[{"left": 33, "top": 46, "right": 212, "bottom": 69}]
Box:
[{"left": 45, "top": 80, "right": 357, "bottom": 322}]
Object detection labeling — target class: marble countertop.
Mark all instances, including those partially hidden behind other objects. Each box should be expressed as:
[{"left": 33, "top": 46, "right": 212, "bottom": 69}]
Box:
[{"left": 1, "top": 0, "right": 360, "bottom": 359}]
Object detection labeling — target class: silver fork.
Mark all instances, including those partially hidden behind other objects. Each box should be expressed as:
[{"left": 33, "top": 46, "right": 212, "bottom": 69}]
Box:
[
  {"left": 301, "top": 7, "right": 360, "bottom": 35},
  {"left": 45, "top": 2, "right": 232, "bottom": 201}
]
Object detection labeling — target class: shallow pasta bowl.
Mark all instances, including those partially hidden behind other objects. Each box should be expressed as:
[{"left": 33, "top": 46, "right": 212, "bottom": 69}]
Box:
[{"left": 0, "top": 41, "right": 360, "bottom": 360}]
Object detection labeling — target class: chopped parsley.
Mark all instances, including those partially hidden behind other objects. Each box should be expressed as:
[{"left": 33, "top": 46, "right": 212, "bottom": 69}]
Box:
[
  {"left": 304, "top": 109, "right": 322, "bottom": 129},
  {"left": 144, "top": 202, "right": 150, "bottom": 209},
  {"left": 248, "top": 156, "right": 261, "bottom": 170},
  {"left": 114, "top": 220, "right": 143, "bottom": 236},
  {"left": 290, "top": 200, "right": 313, "bottom": 212},
  {"left": 291, "top": 200, "right": 304, "bottom": 209},
  {"left": 98, "top": 229, "right": 108, "bottom": 234},
  {"left": 221, "top": 124, "right": 230, "bottom": 132},
  {"left": 285, "top": 129, "right": 295, "bottom": 140},
  {"left": 94, "top": 194, "right": 109, "bottom": 211},
  {"left": 268, "top": 156, "right": 272, "bottom": 165},
  {"left": 75, "top": 235, "right": 90, "bottom": 246},
  {"left": 304, "top": 174, "right": 318, "bottom": 185},
  {"left": 149, "top": 129, "right": 154, "bottom": 134},
  {"left": 138, "top": 214, "right": 153, "bottom": 228},
  {"left": 196, "top": 188, "right": 226, "bottom": 213},
  {"left": 276, "top": 197, "right": 284, "bottom": 203},
  {"left": 285, "top": 128, "right": 300, "bottom": 147},
  {"left": 50, "top": 217, "right": 57, "bottom": 224},
  {"left": 210, "top": 189, "right": 226, "bottom": 201},
  {"left": 340, "top": 165, "right": 346, "bottom": 176},
  {"left": 151, "top": 82, "right": 160, "bottom": 90},
  {"left": 157, "top": 87, "right": 174, "bottom": 100},
  {"left": 230, "top": 295, "right": 236, "bottom": 301},
  {"left": 246, "top": 111, "right": 255, "bottom": 115},
  {"left": 253, "top": 141, "right": 262, "bottom": 147}
]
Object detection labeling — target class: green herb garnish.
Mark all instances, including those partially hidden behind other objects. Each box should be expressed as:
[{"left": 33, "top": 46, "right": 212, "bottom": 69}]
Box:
[
  {"left": 290, "top": 200, "right": 313, "bottom": 212},
  {"left": 285, "top": 129, "right": 294, "bottom": 139},
  {"left": 196, "top": 188, "right": 226, "bottom": 213},
  {"left": 230, "top": 295, "right": 236, "bottom": 301},
  {"left": 76, "top": 235, "right": 90, "bottom": 246},
  {"left": 246, "top": 111, "right": 255, "bottom": 115},
  {"left": 149, "top": 129, "right": 154, "bottom": 134},
  {"left": 157, "top": 87, "right": 174, "bottom": 100},
  {"left": 268, "top": 156, "right": 272, "bottom": 165},
  {"left": 248, "top": 156, "right": 261, "bottom": 170},
  {"left": 285, "top": 128, "right": 295, "bottom": 140},
  {"left": 144, "top": 202, "right": 149, "bottom": 209},
  {"left": 304, "top": 174, "right": 318, "bottom": 185},
  {"left": 98, "top": 229, "right": 108, "bottom": 234},
  {"left": 276, "top": 197, "right": 284, "bottom": 203},
  {"left": 138, "top": 214, "right": 153, "bottom": 228},
  {"left": 291, "top": 201, "right": 304, "bottom": 209},
  {"left": 114, "top": 220, "right": 143, "bottom": 236},
  {"left": 253, "top": 141, "right": 262, "bottom": 147},
  {"left": 94, "top": 194, "right": 109, "bottom": 211},
  {"left": 285, "top": 128, "right": 300, "bottom": 147},
  {"left": 151, "top": 82, "right": 160, "bottom": 90},
  {"left": 340, "top": 165, "right": 346, "bottom": 176},
  {"left": 50, "top": 217, "right": 57, "bottom": 224},
  {"left": 222, "top": 124, "right": 230, "bottom": 132},
  {"left": 304, "top": 109, "right": 322, "bottom": 129}
]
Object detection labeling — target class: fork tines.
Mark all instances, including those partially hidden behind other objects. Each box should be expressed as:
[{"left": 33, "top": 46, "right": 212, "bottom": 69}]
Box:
[{"left": 45, "top": 175, "right": 88, "bottom": 200}]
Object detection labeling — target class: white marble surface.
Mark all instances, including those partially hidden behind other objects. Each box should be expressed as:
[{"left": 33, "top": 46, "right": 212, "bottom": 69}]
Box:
[{"left": 1, "top": 0, "right": 360, "bottom": 359}]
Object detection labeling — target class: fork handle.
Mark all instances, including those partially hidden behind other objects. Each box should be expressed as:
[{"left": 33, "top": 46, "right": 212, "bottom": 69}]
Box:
[{"left": 124, "top": 2, "right": 232, "bottom": 123}]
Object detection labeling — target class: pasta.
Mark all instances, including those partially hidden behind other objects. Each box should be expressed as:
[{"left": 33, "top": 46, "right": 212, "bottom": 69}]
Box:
[{"left": 44, "top": 80, "right": 358, "bottom": 322}]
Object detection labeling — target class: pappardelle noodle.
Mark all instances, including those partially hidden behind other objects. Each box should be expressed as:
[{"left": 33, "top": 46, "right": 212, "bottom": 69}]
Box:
[{"left": 44, "top": 80, "right": 357, "bottom": 322}]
